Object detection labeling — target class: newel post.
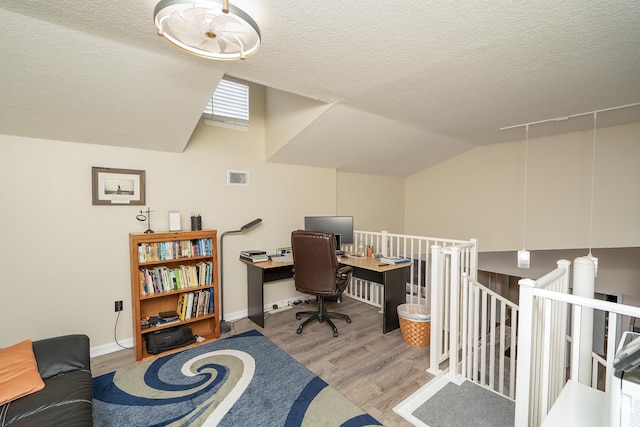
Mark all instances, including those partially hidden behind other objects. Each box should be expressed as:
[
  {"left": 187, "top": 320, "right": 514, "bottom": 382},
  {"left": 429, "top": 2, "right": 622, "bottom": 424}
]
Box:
[
  {"left": 572, "top": 256, "right": 595, "bottom": 385},
  {"left": 514, "top": 277, "right": 536, "bottom": 427},
  {"left": 449, "top": 246, "right": 461, "bottom": 379},
  {"left": 428, "top": 245, "right": 442, "bottom": 375}
]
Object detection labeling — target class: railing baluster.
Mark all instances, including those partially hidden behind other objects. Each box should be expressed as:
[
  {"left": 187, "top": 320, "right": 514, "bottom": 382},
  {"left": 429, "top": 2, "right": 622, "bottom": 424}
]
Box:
[{"left": 489, "top": 295, "right": 496, "bottom": 390}]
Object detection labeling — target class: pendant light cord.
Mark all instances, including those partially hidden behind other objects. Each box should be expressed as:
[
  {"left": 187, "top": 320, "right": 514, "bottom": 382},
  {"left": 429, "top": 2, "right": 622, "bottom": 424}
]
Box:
[
  {"left": 522, "top": 124, "right": 529, "bottom": 251},
  {"left": 588, "top": 112, "right": 597, "bottom": 255}
]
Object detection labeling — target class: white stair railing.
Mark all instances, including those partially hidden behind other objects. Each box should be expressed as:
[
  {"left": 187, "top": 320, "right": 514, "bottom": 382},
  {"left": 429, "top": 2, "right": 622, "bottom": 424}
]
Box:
[
  {"left": 342, "top": 230, "right": 474, "bottom": 311},
  {"left": 461, "top": 274, "right": 519, "bottom": 398},
  {"left": 429, "top": 241, "right": 478, "bottom": 375},
  {"left": 514, "top": 257, "right": 640, "bottom": 427},
  {"left": 514, "top": 259, "right": 571, "bottom": 427}
]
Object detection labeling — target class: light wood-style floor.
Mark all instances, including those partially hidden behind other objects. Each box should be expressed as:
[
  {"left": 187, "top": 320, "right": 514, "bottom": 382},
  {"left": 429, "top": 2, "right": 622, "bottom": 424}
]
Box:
[{"left": 91, "top": 297, "right": 434, "bottom": 426}]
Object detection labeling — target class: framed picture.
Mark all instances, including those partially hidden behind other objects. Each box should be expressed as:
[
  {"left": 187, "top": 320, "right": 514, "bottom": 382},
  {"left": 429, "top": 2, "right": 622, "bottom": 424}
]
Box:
[{"left": 92, "top": 167, "right": 146, "bottom": 206}]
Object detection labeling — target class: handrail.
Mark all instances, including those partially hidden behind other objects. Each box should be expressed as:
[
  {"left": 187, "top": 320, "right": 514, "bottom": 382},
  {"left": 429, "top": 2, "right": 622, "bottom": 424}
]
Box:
[{"left": 531, "top": 287, "right": 640, "bottom": 316}]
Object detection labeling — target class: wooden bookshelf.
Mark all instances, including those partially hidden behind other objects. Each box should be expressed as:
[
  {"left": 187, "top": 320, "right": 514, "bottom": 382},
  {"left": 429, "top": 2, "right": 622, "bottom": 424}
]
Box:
[{"left": 129, "top": 230, "right": 220, "bottom": 361}]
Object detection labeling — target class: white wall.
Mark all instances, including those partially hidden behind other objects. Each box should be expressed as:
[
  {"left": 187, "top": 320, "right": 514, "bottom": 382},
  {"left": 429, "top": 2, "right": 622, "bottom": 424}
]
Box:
[
  {"left": 0, "top": 83, "right": 337, "bottom": 349},
  {"left": 405, "top": 122, "right": 640, "bottom": 252}
]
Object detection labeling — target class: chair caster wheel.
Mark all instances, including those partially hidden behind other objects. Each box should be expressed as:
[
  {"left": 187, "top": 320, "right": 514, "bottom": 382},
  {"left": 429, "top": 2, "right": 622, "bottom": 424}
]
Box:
[
  {"left": 296, "top": 314, "right": 301, "bottom": 320},
  {"left": 346, "top": 318, "right": 352, "bottom": 323},
  {"left": 296, "top": 327, "right": 303, "bottom": 334},
  {"left": 333, "top": 331, "right": 338, "bottom": 337}
]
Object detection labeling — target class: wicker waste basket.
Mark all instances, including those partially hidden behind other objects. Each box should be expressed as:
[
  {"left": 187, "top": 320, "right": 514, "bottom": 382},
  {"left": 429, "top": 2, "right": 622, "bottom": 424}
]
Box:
[{"left": 397, "top": 303, "right": 431, "bottom": 347}]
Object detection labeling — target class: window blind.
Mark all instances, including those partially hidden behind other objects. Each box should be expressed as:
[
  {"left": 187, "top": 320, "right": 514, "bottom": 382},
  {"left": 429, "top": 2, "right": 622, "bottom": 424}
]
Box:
[{"left": 203, "top": 77, "right": 249, "bottom": 129}]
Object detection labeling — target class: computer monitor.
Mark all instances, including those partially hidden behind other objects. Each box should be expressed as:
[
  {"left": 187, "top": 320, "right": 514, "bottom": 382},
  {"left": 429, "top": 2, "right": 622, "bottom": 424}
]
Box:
[{"left": 303, "top": 216, "right": 354, "bottom": 245}]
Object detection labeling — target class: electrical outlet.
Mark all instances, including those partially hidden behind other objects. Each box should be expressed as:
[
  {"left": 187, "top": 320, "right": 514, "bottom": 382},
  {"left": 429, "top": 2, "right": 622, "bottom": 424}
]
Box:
[{"left": 115, "top": 300, "right": 123, "bottom": 312}]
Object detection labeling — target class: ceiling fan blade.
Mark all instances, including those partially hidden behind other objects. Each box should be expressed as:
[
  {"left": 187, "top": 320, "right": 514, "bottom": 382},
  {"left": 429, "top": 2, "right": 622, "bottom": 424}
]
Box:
[{"left": 163, "top": 11, "right": 210, "bottom": 46}]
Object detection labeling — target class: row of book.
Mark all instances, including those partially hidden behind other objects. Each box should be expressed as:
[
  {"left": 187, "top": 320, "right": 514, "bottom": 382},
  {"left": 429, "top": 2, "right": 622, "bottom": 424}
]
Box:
[
  {"left": 139, "top": 261, "right": 213, "bottom": 296},
  {"left": 240, "top": 249, "right": 269, "bottom": 263},
  {"left": 137, "top": 238, "right": 213, "bottom": 263},
  {"left": 177, "top": 289, "right": 214, "bottom": 321}
]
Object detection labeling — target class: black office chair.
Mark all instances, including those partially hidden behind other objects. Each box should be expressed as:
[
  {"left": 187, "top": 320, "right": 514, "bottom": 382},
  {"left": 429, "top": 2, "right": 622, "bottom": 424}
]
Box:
[{"left": 291, "top": 230, "right": 353, "bottom": 337}]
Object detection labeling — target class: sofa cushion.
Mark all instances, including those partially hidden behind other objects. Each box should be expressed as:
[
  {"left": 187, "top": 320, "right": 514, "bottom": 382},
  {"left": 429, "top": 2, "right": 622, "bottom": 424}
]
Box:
[
  {"left": 0, "top": 340, "right": 45, "bottom": 405},
  {"left": 32, "top": 335, "right": 91, "bottom": 380},
  {"left": 1, "top": 369, "right": 93, "bottom": 426}
]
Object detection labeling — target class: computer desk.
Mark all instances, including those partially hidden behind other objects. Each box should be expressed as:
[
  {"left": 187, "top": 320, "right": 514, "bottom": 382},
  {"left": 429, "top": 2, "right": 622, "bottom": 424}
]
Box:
[{"left": 239, "top": 256, "right": 410, "bottom": 333}]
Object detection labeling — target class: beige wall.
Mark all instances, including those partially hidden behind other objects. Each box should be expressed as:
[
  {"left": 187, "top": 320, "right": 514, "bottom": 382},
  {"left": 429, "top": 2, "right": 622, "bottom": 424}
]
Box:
[
  {"left": 405, "top": 122, "right": 640, "bottom": 252},
  {"left": 2, "top": 75, "right": 638, "bottom": 352},
  {"left": 0, "top": 84, "right": 337, "bottom": 350},
  {"left": 336, "top": 172, "right": 405, "bottom": 234}
]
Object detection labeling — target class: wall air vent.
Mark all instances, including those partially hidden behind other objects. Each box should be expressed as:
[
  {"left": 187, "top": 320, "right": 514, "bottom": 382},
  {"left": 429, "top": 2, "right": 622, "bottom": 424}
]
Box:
[{"left": 227, "top": 170, "right": 249, "bottom": 186}]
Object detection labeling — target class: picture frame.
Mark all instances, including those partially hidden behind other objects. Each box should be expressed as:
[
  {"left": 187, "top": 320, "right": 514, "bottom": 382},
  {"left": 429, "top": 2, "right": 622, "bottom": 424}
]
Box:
[{"left": 92, "top": 167, "right": 146, "bottom": 206}]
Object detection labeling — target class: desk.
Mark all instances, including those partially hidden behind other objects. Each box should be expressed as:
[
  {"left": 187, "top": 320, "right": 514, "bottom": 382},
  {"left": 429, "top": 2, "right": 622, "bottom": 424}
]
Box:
[{"left": 240, "top": 256, "right": 410, "bottom": 333}]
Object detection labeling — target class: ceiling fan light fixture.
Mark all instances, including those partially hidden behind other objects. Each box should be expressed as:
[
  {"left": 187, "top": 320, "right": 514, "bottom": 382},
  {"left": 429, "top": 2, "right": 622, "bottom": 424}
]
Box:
[{"left": 154, "top": 0, "right": 261, "bottom": 61}]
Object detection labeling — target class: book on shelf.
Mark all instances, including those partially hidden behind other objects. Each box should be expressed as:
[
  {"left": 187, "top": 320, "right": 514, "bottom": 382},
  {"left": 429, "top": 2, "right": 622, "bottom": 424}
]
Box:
[
  {"left": 378, "top": 256, "right": 411, "bottom": 265},
  {"left": 196, "top": 290, "right": 206, "bottom": 317},
  {"left": 191, "top": 292, "right": 199, "bottom": 318},
  {"left": 156, "top": 318, "right": 180, "bottom": 327},
  {"left": 185, "top": 292, "right": 194, "bottom": 320},
  {"left": 201, "top": 290, "right": 210, "bottom": 316},
  {"left": 177, "top": 293, "right": 189, "bottom": 320},
  {"left": 158, "top": 311, "right": 179, "bottom": 321},
  {"left": 207, "top": 289, "right": 214, "bottom": 314}
]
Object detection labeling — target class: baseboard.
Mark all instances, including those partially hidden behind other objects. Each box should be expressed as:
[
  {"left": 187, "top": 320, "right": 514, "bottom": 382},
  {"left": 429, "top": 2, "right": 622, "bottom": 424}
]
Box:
[
  {"left": 91, "top": 296, "right": 304, "bottom": 357},
  {"left": 91, "top": 338, "right": 134, "bottom": 358}
]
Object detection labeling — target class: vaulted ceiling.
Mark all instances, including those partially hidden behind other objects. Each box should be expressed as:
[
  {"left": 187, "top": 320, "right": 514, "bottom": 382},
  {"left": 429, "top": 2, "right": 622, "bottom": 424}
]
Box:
[{"left": 1, "top": 1, "right": 639, "bottom": 176}]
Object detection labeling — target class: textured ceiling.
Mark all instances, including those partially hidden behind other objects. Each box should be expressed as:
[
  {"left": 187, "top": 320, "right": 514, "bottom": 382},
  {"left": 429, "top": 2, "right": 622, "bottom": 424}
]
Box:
[{"left": 1, "top": 0, "right": 639, "bottom": 176}]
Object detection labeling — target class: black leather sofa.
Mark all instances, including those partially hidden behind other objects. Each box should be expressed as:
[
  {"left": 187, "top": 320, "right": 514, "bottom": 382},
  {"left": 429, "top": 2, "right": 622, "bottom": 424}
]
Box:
[{"left": 1, "top": 335, "right": 93, "bottom": 426}]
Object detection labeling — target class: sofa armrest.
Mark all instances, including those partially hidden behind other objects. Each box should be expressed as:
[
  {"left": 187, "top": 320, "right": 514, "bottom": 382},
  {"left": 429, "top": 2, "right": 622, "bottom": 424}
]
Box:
[{"left": 32, "top": 334, "right": 91, "bottom": 379}]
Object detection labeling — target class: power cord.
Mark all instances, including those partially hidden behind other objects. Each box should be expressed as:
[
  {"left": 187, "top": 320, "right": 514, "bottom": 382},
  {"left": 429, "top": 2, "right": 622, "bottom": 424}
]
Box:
[
  {"left": 221, "top": 320, "right": 237, "bottom": 336},
  {"left": 114, "top": 310, "right": 133, "bottom": 349}
]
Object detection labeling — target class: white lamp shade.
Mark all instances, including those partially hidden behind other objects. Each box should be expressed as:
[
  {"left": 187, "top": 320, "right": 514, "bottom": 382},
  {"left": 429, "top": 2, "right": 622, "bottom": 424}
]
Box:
[
  {"left": 586, "top": 253, "right": 598, "bottom": 277},
  {"left": 518, "top": 249, "right": 530, "bottom": 269}
]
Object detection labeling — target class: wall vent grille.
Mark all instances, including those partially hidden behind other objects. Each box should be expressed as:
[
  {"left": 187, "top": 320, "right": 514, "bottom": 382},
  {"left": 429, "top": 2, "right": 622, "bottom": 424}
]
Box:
[{"left": 227, "top": 170, "right": 249, "bottom": 186}]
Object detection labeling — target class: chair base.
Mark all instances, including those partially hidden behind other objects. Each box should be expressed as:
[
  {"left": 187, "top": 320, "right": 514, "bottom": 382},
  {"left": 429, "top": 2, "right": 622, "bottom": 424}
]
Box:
[{"left": 295, "top": 297, "right": 351, "bottom": 337}]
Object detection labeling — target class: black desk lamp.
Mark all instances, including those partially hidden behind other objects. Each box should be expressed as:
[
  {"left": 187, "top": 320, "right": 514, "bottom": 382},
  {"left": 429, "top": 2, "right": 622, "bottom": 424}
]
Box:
[{"left": 219, "top": 218, "right": 263, "bottom": 333}]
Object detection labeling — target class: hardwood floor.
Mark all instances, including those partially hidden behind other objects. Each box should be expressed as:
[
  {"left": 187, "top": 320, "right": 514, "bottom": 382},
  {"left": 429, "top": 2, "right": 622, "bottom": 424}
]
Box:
[{"left": 91, "top": 297, "right": 434, "bottom": 426}]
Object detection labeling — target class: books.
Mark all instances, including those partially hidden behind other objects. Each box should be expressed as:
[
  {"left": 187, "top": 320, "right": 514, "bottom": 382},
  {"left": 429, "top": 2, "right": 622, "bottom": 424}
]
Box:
[
  {"left": 378, "top": 256, "right": 411, "bottom": 265},
  {"left": 177, "top": 290, "right": 215, "bottom": 321},
  {"left": 241, "top": 255, "right": 269, "bottom": 263},
  {"left": 156, "top": 318, "right": 180, "bottom": 326},
  {"left": 137, "top": 238, "right": 213, "bottom": 262},
  {"left": 241, "top": 250, "right": 266, "bottom": 257},
  {"left": 240, "top": 250, "right": 269, "bottom": 263},
  {"left": 138, "top": 261, "right": 213, "bottom": 296}
]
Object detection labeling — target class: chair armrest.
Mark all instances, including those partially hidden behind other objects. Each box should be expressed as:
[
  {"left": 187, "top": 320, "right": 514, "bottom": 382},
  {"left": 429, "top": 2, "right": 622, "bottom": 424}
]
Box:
[
  {"left": 336, "top": 266, "right": 353, "bottom": 292},
  {"left": 337, "top": 266, "right": 353, "bottom": 277},
  {"left": 32, "top": 334, "right": 91, "bottom": 379}
]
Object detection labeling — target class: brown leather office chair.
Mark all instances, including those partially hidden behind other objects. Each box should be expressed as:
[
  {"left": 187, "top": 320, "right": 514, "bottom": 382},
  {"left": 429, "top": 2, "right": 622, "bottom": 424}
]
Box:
[{"left": 291, "top": 230, "right": 353, "bottom": 337}]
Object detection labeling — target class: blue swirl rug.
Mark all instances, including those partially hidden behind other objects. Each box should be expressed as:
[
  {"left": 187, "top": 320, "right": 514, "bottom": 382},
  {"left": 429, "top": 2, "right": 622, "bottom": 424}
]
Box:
[{"left": 93, "top": 330, "right": 381, "bottom": 426}]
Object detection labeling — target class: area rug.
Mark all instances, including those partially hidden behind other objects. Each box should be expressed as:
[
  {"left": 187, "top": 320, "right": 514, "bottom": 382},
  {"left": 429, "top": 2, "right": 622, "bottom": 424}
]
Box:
[{"left": 93, "top": 330, "right": 381, "bottom": 426}]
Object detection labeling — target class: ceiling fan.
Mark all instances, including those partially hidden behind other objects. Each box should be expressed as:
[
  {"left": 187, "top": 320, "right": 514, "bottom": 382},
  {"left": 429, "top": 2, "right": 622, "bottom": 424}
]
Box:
[{"left": 154, "top": 0, "right": 261, "bottom": 60}]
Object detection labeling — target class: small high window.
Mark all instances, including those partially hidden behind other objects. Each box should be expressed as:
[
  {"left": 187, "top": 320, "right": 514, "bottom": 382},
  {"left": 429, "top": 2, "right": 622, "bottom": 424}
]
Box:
[{"left": 203, "top": 77, "right": 249, "bottom": 130}]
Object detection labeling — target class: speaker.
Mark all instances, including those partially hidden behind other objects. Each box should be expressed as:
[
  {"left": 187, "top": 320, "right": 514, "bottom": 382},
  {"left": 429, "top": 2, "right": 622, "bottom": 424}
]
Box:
[{"left": 169, "top": 211, "right": 181, "bottom": 231}]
